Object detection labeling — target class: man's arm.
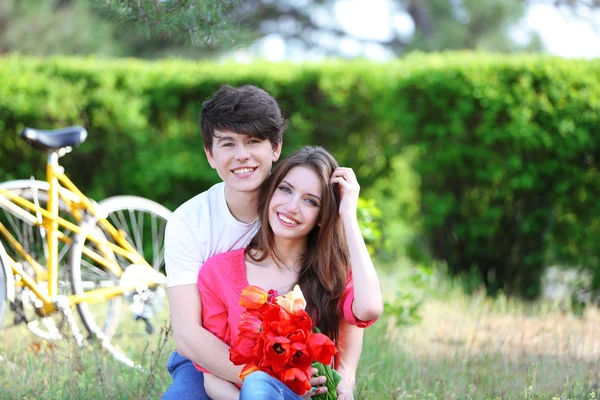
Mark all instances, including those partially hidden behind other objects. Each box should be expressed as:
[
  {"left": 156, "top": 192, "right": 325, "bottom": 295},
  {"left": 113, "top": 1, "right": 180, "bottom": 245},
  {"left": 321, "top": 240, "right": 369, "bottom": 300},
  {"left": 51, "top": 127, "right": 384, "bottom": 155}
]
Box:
[
  {"left": 334, "top": 322, "right": 364, "bottom": 400},
  {"left": 168, "top": 284, "right": 243, "bottom": 384},
  {"left": 204, "top": 374, "right": 240, "bottom": 400},
  {"left": 166, "top": 206, "right": 244, "bottom": 384}
]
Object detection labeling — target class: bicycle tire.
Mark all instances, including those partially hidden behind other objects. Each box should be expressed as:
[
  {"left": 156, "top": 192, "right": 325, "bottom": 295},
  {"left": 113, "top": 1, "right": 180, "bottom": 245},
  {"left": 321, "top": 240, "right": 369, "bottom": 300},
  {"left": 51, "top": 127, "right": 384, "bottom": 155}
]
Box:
[
  {"left": 69, "top": 195, "right": 171, "bottom": 340},
  {"left": 0, "top": 180, "right": 78, "bottom": 330}
]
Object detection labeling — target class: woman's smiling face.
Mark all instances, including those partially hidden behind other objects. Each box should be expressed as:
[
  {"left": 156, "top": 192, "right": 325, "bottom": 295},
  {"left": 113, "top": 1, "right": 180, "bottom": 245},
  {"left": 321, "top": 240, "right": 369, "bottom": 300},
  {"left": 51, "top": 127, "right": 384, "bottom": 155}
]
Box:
[{"left": 268, "top": 166, "right": 323, "bottom": 242}]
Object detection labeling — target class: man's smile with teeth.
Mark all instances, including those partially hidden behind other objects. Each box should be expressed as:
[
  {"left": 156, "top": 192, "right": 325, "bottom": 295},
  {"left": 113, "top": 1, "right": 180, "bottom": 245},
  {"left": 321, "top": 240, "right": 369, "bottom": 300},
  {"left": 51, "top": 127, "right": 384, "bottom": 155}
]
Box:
[
  {"left": 278, "top": 213, "right": 299, "bottom": 225},
  {"left": 233, "top": 167, "right": 257, "bottom": 174}
]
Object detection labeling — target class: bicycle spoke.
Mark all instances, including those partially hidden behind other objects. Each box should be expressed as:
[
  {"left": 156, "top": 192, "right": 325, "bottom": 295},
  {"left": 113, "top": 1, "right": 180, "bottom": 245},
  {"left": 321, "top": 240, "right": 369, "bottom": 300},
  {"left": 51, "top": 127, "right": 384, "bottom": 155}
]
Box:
[
  {"left": 5, "top": 212, "right": 26, "bottom": 245},
  {"left": 128, "top": 209, "right": 144, "bottom": 256},
  {"left": 136, "top": 210, "right": 144, "bottom": 254},
  {"left": 115, "top": 210, "right": 129, "bottom": 235},
  {"left": 80, "top": 258, "right": 111, "bottom": 280},
  {"left": 151, "top": 215, "right": 159, "bottom": 268}
]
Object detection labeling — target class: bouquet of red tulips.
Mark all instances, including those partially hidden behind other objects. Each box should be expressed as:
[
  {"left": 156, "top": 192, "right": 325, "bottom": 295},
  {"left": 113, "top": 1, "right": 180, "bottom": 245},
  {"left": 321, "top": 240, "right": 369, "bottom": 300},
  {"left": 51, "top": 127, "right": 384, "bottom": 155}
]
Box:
[{"left": 230, "top": 285, "right": 342, "bottom": 398}]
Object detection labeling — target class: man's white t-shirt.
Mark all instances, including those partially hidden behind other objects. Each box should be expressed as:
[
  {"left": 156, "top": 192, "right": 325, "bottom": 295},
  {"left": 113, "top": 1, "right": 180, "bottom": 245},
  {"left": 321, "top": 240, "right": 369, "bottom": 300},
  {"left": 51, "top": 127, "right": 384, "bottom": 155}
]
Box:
[{"left": 165, "top": 182, "right": 259, "bottom": 287}]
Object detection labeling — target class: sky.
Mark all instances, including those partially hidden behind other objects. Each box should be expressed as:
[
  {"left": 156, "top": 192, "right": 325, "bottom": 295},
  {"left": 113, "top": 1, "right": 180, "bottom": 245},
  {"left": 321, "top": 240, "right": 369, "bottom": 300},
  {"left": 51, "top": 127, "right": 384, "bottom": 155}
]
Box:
[{"left": 243, "top": 0, "right": 600, "bottom": 62}]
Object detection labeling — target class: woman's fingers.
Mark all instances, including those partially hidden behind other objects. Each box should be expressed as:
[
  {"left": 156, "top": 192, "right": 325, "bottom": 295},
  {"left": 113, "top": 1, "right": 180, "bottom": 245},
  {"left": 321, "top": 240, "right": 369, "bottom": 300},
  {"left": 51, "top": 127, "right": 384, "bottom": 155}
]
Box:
[
  {"left": 302, "top": 376, "right": 328, "bottom": 399},
  {"left": 330, "top": 168, "right": 360, "bottom": 191},
  {"left": 330, "top": 176, "right": 352, "bottom": 188},
  {"left": 309, "top": 374, "right": 327, "bottom": 387},
  {"left": 331, "top": 167, "right": 359, "bottom": 185}
]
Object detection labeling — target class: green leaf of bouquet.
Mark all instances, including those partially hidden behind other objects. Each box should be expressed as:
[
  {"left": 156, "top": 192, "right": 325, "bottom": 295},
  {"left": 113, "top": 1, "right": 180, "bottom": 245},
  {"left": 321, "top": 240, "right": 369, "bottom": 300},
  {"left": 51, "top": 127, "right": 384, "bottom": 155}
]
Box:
[
  {"left": 331, "top": 368, "right": 342, "bottom": 386},
  {"left": 311, "top": 362, "right": 340, "bottom": 400}
]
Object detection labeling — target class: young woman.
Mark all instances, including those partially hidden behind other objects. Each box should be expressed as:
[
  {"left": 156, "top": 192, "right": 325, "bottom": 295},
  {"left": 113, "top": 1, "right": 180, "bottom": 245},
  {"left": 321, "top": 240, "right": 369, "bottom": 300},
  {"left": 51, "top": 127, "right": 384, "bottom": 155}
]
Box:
[{"left": 196, "top": 146, "right": 384, "bottom": 399}]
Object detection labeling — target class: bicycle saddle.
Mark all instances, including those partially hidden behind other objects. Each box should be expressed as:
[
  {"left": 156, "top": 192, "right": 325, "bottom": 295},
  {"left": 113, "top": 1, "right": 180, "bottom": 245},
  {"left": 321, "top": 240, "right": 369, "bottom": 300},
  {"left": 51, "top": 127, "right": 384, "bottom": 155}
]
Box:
[{"left": 19, "top": 126, "right": 88, "bottom": 150}]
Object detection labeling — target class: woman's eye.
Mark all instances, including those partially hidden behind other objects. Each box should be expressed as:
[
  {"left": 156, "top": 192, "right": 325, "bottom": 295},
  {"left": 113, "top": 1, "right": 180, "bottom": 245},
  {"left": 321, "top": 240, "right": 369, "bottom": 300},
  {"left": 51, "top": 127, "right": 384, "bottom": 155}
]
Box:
[
  {"left": 278, "top": 185, "right": 291, "bottom": 193},
  {"left": 305, "top": 198, "right": 319, "bottom": 206}
]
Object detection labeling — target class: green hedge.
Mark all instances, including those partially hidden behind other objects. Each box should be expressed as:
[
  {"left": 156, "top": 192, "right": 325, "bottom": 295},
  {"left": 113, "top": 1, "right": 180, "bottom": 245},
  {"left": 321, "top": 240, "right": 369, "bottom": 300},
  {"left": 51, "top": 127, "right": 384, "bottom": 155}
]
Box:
[
  {"left": 384, "top": 52, "right": 600, "bottom": 297},
  {"left": 0, "top": 56, "right": 391, "bottom": 206},
  {"left": 1, "top": 53, "right": 599, "bottom": 298}
]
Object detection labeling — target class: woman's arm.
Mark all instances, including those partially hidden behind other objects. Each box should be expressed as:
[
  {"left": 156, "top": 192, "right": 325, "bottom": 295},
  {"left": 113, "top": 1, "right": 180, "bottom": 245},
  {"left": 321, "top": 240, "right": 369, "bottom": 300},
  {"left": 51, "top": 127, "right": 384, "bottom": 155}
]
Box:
[
  {"left": 334, "top": 322, "right": 364, "bottom": 400},
  {"left": 330, "top": 167, "right": 384, "bottom": 322},
  {"left": 204, "top": 374, "right": 241, "bottom": 400}
]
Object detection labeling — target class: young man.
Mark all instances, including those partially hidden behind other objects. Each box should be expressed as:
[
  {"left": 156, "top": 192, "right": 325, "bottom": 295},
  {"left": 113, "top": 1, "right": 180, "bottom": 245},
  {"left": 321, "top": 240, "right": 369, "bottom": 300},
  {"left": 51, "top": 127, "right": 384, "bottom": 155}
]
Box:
[{"left": 163, "top": 85, "right": 363, "bottom": 399}]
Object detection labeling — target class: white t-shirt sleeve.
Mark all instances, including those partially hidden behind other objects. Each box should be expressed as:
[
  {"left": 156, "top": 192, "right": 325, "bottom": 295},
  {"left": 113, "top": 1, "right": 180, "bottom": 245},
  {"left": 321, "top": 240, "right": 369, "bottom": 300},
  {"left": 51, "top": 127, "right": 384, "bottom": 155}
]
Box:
[{"left": 165, "top": 209, "right": 205, "bottom": 287}]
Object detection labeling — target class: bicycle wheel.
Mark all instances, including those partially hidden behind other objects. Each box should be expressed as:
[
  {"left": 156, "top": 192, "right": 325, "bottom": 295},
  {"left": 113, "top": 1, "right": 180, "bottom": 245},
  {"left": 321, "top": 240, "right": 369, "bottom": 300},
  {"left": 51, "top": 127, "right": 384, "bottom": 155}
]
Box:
[
  {"left": 0, "top": 180, "right": 79, "bottom": 331},
  {"left": 69, "top": 196, "right": 171, "bottom": 341}
]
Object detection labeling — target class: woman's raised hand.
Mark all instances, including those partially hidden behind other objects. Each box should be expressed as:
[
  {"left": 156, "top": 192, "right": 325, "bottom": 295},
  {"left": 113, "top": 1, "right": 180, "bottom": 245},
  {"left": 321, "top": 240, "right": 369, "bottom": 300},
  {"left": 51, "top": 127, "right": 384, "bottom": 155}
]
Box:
[{"left": 330, "top": 167, "right": 360, "bottom": 218}]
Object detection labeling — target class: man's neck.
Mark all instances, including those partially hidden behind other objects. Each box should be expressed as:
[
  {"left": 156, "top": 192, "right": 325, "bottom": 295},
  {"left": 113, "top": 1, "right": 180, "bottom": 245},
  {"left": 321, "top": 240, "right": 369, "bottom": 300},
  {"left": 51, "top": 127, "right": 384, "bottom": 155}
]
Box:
[{"left": 224, "top": 186, "right": 259, "bottom": 223}]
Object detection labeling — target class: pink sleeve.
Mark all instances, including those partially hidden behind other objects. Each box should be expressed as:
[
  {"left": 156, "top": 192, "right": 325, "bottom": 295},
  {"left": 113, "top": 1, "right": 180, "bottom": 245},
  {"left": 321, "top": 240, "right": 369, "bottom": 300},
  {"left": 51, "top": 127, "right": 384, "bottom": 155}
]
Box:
[
  {"left": 195, "top": 256, "right": 230, "bottom": 373},
  {"left": 340, "top": 272, "right": 378, "bottom": 328}
]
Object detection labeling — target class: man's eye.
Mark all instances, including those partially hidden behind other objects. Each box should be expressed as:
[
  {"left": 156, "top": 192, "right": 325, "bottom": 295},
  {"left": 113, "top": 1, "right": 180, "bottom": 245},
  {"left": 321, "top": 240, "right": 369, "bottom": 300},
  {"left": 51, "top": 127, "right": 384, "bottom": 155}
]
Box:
[
  {"left": 248, "top": 139, "right": 261, "bottom": 144},
  {"left": 222, "top": 143, "right": 234, "bottom": 147}
]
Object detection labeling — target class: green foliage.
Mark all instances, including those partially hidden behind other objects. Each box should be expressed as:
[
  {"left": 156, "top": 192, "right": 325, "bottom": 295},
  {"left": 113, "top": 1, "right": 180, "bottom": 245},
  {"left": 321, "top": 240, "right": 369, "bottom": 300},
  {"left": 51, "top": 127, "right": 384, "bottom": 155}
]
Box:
[
  {"left": 2, "top": 53, "right": 600, "bottom": 298},
  {"left": 383, "top": 52, "right": 600, "bottom": 298},
  {"left": 364, "top": 148, "right": 423, "bottom": 262},
  {"left": 0, "top": 0, "right": 122, "bottom": 57},
  {"left": 384, "top": 265, "right": 434, "bottom": 327},
  {"left": 405, "top": 0, "right": 539, "bottom": 54},
  {"left": 356, "top": 198, "right": 383, "bottom": 256},
  {"left": 94, "top": 0, "right": 246, "bottom": 49}
]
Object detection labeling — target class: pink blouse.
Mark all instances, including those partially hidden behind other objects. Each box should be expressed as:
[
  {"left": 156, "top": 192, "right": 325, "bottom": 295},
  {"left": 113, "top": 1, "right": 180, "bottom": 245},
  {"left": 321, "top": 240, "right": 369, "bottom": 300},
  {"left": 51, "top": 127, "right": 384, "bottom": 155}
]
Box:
[{"left": 195, "top": 248, "right": 376, "bottom": 373}]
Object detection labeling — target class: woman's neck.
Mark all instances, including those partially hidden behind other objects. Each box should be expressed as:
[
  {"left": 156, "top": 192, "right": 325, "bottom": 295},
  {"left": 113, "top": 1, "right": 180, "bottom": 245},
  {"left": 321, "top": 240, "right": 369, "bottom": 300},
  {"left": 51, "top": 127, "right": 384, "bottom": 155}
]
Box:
[{"left": 272, "top": 237, "right": 307, "bottom": 272}]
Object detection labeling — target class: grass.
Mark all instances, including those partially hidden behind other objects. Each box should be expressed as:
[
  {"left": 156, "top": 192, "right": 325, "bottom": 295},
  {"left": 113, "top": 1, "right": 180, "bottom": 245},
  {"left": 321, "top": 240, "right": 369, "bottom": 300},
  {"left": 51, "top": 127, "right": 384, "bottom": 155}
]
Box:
[{"left": 1, "top": 265, "right": 600, "bottom": 399}]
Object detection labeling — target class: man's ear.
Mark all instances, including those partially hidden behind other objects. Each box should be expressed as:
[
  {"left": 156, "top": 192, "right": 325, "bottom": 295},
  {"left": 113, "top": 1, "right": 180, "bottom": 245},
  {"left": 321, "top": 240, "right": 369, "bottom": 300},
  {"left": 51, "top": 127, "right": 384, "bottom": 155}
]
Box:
[
  {"left": 204, "top": 147, "right": 216, "bottom": 169},
  {"left": 272, "top": 140, "right": 283, "bottom": 162}
]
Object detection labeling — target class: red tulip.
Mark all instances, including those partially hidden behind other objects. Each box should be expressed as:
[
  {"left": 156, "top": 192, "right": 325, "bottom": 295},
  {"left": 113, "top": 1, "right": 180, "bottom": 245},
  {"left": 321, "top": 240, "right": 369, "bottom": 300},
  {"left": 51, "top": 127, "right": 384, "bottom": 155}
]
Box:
[
  {"left": 307, "top": 332, "right": 336, "bottom": 365},
  {"left": 239, "top": 313, "right": 263, "bottom": 337},
  {"left": 289, "top": 342, "right": 312, "bottom": 369},
  {"left": 280, "top": 367, "right": 312, "bottom": 395},
  {"left": 293, "top": 310, "right": 313, "bottom": 332},
  {"left": 262, "top": 304, "right": 291, "bottom": 334},
  {"left": 286, "top": 328, "right": 308, "bottom": 344},
  {"left": 263, "top": 333, "right": 291, "bottom": 367},
  {"left": 229, "top": 334, "right": 256, "bottom": 365},
  {"left": 240, "top": 286, "right": 268, "bottom": 309},
  {"left": 252, "top": 332, "right": 266, "bottom": 360}
]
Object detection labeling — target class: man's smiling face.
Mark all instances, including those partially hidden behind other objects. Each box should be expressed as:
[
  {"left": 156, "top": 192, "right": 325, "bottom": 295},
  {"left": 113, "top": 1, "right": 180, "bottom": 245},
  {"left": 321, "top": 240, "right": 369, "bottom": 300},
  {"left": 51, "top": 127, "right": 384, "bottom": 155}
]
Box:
[{"left": 204, "top": 130, "right": 281, "bottom": 196}]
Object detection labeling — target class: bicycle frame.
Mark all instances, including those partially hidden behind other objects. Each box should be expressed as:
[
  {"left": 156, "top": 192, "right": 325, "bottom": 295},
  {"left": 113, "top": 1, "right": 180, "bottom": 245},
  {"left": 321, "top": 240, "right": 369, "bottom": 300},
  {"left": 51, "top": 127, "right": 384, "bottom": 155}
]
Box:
[{"left": 0, "top": 150, "right": 164, "bottom": 315}]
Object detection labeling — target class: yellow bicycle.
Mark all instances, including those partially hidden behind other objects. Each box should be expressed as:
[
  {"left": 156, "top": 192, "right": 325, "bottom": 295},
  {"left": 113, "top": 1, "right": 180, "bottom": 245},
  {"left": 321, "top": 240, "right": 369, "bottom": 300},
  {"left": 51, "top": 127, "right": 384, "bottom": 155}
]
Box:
[{"left": 0, "top": 126, "right": 171, "bottom": 366}]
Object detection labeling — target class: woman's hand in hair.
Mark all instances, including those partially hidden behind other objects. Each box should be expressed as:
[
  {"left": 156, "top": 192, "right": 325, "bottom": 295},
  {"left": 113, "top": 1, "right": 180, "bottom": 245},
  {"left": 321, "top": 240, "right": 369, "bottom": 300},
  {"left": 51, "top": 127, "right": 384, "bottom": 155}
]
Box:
[{"left": 330, "top": 167, "right": 360, "bottom": 218}]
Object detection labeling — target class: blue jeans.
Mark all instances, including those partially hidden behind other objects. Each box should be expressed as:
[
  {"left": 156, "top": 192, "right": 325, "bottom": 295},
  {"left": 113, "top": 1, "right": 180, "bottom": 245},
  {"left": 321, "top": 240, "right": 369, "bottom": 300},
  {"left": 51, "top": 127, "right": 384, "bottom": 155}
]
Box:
[
  {"left": 162, "top": 350, "right": 211, "bottom": 400},
  {"left": 240, "top": 371, "right": 303, "bottom": 400}
]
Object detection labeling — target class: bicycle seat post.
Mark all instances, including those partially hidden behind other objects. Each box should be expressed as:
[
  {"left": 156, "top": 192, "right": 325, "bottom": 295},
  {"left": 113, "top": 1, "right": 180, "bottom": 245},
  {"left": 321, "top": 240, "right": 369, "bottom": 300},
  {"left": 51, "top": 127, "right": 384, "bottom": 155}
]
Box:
[{"left": 46, "top": 150, "right": 61, "bottom": 299}]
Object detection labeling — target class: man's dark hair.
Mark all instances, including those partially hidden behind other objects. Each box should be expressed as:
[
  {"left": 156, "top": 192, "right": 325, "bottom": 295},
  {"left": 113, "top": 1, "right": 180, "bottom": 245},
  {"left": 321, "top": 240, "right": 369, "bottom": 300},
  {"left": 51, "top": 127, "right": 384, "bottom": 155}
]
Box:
[{"left": 200, "top": 85, "right": 286, "bottom": 152}]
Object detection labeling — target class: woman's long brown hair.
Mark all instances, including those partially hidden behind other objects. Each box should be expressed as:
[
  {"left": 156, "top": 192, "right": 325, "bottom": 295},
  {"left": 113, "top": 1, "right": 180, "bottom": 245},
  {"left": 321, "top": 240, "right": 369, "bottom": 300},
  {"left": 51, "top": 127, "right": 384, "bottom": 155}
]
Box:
[{"left": 247, "top": 146, "right": 350, "bottom": 342}]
